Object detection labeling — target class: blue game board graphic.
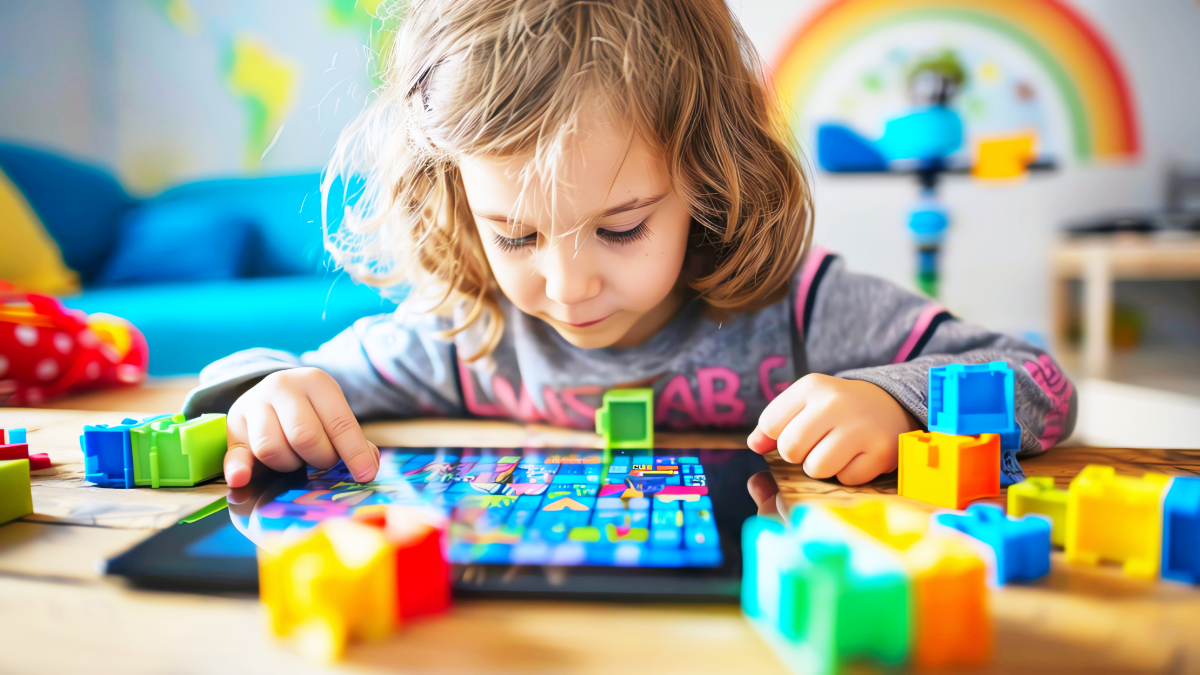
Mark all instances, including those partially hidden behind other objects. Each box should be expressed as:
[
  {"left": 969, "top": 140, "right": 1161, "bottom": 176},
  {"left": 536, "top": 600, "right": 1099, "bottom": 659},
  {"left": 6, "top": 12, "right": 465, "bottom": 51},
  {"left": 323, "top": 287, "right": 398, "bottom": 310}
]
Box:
[{"left": 252, "top": 448, "right": 722, "bottom": 568}]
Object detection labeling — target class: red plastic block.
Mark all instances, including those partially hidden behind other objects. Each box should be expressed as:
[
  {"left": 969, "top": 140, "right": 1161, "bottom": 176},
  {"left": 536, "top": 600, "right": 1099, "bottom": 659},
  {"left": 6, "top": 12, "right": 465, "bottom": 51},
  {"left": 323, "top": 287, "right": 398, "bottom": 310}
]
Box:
[
  {"left": 29, "top": 453, "right": 51, "bottom": 471},
  {"left": 387, "top": 505, "right": 451, "bottom": 619},
  {"left": 0, "top": 443, "right": 29, "bottom": 461}
]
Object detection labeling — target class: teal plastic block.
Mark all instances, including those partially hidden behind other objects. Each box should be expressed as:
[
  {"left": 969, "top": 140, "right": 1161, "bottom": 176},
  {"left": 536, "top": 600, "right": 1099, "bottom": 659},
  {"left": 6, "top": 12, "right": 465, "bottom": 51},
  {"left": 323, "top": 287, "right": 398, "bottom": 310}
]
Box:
[
  {"left": 929, "top": 361, "right": 1016, "bottom": 436},
  {"left": 4, "top": 428, "right": 27, "bottom": 444},
  {"left": 742, "top": 508, "right": 911, "bottom": 675},
  {"left": 595, "top": 389, "right": 654, "bottom": 449},
  {"left": 130, "top": 414, "right": 227, "bottom": 488},
  {"left": 0, "top": 459, "right": 33, "bottom": 525}
]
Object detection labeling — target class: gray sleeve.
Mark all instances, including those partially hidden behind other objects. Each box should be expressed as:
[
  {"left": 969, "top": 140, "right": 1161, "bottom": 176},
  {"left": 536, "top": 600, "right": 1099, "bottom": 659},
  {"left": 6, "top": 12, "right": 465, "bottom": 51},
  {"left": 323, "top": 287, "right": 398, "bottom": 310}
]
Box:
[
  {"left": 181, "top": 312, "right": 464, "bottom": 421},
  {"left": 803, "top": 256, "right": 1077, "bottom": 454}
]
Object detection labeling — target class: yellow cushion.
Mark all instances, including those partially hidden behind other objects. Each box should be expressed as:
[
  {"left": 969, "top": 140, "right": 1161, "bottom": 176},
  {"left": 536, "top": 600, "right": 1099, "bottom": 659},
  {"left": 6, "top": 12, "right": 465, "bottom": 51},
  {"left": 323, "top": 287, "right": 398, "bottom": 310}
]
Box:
[{"left": 0, "top": 168, "right": 80, "bottom": 294}]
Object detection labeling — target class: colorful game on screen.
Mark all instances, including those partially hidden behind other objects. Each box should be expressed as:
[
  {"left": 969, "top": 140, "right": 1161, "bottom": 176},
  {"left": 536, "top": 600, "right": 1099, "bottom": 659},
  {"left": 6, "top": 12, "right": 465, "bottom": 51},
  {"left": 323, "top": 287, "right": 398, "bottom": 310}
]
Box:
[{"left": 249, "top": 448, "right": 722, "bottom": 568}]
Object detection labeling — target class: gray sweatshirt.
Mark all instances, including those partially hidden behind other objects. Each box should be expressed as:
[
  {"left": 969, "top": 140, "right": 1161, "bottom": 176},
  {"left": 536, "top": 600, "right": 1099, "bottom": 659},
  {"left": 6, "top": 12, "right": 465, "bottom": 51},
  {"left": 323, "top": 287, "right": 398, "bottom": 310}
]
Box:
[{"left": 183, "top": 247, "right": 1077, "bottom": 455}]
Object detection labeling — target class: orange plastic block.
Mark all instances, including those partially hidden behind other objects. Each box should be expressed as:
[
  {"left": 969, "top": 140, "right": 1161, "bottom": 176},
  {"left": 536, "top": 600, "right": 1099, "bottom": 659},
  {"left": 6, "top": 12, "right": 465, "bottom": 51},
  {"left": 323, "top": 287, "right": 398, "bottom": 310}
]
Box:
[
  {"left": 898, "top": 431, "right": 999, "bottom": 509},
  {"left": 1065, "top": 464, "right": 1172, "bottom": 579},
  {"left": 831, "top": 501, "right": 992, "bottom": 669},
  {"left": 258, "top": 519, "right": 397, "bottom": 662}
]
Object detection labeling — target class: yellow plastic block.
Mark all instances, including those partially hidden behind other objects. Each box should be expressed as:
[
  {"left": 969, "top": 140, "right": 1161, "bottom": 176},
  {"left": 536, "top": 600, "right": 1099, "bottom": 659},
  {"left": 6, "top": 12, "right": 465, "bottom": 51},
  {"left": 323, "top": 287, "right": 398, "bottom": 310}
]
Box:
[
  {"left": 0, "top": 459, "right": 33, "bottom": 525},
  {"left": 258, "top": 520, "right": 397, "bottom": 661},
  {"left": 898, "top": 431, "right": 1000, "bottom": 510},
  {"left": 831, "top": 501, "right": 992, "bottom": 669},
  {"left": 1065, "top": 465, "right": 1172, "bottom": 579},
  {"left": 1008, "top": 477, "right": 1069, "bottom": 546}
]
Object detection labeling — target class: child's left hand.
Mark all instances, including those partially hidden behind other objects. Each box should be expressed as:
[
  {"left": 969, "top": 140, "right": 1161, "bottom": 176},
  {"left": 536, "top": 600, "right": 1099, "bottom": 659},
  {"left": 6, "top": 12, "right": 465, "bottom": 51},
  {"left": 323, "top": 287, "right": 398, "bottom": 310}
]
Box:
[{"left": 747, "top": 374, "right": 921, "bottom": 486}]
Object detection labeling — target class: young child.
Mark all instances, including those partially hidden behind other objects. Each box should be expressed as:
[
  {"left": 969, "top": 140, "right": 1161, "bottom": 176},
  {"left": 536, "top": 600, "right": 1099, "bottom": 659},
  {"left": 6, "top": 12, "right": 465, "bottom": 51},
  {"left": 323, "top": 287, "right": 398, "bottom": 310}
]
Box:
[{"left": 184, "top": 0, "right": 1076, "bottom": 490}]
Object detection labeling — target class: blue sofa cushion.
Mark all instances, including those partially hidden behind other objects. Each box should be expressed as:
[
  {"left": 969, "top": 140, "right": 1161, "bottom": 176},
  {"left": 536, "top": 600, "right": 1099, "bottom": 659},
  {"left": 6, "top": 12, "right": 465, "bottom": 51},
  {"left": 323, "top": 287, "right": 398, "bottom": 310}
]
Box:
[
  {"left": 0, "top": 142, "right": 133, "bottom": 282},
  {"left": 96, "top": 201, "right": 255, "bottom": 285}
]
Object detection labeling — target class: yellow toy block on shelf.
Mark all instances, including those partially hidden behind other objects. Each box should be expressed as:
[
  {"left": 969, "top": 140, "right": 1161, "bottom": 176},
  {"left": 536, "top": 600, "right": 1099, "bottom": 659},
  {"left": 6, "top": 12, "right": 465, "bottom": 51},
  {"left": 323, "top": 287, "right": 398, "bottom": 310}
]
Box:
[
  {"left": 259, "top": 519, "right": 397, "bottom": 662},
  {"left": 1065, "top": 465, "right": 1172, "bottom": 579},
  {"left": 0, "top": 459, "right": 33, "bottom": 525},
  {"left": 1008, "top": 477, "right": 1069, "bottom": 546},
  {"left": 898, "top": 431, "right": 1000, "bottom": 510},
  {"left": 829, "top": 501, "right": 992, "bottom": 669}
]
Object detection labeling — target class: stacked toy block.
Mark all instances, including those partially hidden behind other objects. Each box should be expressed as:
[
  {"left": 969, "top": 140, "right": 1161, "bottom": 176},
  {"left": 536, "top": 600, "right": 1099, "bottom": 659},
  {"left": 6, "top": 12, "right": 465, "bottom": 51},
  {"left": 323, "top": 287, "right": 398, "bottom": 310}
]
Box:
[
  {"left": 259, "top": 503, "right": 451, "bottom": 661},
  {"left": 899, "top": 361, "right": 1025, "bottom": 509},
  {"left": 81, "top": 414, "right": 226, "bottom": 488},
  {"left": 1, "top": 427, "right": 49, "bottom": 471},
  {"left": 743, "top": 502, "right": 991, "bottom": 674}
]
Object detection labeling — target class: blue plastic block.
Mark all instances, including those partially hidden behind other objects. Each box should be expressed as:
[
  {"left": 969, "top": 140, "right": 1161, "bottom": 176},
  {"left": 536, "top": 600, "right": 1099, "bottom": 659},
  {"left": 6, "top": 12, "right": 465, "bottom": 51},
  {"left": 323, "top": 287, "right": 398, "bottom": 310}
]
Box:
[
  {"left": 1162, "top": 477, "right": 1200, "bottom": 584},
  {"left": 81, "top": 415, "right": 170, "bottom": 488},
  {"left": 929, "top": 362, "right": 1016, "bottom": 436},
  {"left": 877, "top": 106, "right": 963, "bottom": 162},
  {"left": 816, "top": 123, "right": 887, "bottom": 172},
  {"left": 7, "top": 429, "right": 27, "bottom": 444},
  {"left": 934, "top": 503, "right": 1050, "bottom": 584}
]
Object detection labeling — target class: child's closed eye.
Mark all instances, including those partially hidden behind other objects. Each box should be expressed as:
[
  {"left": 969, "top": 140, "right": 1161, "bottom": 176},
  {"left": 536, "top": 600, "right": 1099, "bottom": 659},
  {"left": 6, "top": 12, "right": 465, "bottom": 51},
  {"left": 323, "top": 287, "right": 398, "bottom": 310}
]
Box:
[{"left": 492, "top": 220, "right": 651, "bottom": 252}]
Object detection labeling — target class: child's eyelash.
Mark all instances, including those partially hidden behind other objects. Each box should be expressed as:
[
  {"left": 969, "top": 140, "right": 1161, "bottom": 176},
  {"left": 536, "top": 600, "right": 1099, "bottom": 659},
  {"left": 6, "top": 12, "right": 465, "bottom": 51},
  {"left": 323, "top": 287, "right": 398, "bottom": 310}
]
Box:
[{"left": 492, "top": 221, "right": 650, "bottom": 252}]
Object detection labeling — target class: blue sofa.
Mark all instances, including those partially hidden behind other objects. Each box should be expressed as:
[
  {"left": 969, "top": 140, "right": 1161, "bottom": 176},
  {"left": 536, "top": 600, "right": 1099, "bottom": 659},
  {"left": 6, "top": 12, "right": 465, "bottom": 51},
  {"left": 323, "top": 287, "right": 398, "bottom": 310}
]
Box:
[{"left": 0, "top": 143, "right": 398, "bottom": 375}]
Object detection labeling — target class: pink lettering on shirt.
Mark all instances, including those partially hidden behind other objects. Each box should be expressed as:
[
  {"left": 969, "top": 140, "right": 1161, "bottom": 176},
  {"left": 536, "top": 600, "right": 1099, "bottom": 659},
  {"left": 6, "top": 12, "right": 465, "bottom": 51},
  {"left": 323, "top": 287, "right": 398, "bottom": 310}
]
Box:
[
  {"left": 656, "top": 374, "right": 702, "bottom": 428},
  {"left": 758, "top": 355, "right": 790, "bottom": 402},
  {"left": 697, "top": 366, "right": 746, "bottom": 426},
  {"left": 1023, "top": 354, "right": 1074, "bottom": 450}
]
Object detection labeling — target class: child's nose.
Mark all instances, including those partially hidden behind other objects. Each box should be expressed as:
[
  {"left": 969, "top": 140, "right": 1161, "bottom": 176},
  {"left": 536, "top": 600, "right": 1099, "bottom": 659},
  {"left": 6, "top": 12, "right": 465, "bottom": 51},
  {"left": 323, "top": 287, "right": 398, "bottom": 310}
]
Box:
[{"left": 542, "top": 241, "right": 600, "bottom": 305}]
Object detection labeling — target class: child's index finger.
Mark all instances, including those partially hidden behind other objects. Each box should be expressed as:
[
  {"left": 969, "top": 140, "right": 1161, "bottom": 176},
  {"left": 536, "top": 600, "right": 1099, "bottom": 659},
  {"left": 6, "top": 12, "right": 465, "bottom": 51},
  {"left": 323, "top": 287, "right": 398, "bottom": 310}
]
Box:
[
  {"left": 305, "top": 381, "right": 379, "bottom": 483},
  {"left": 755, "top": 378, "right": 812, "bottom": 440}
]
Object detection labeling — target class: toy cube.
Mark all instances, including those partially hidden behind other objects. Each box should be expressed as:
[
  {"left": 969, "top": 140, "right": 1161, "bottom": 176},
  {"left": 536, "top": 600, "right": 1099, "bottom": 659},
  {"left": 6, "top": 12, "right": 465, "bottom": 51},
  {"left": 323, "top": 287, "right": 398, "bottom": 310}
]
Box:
[
  {"left": 898, "top": 431, "right": 1000, "bottom": 509},
  {"left": 595, "top": 389, "right": 654, "bottom": 449},
  {"left": 258, "top": 519, "right": 397, "bottom": 662},
  {"left": 0, "top": 442, "right": 28, "bottom": 461},
  {"left": 386, "top": 505, "right": 451, "bottom": 619},
  {"left": 1007, "top": 477, "right": 1068, "bottom": 546},
  {"left": 743, "top": 509, "right": 910, "bottom": 675},
  {"left": 1066, "top": 465, "right": 1171, "bottom": 579},
  {"left": 130, "top": 414, "right": 227, "bottom": 488},
  {"left": 0, "top": 459, "right": 33, "bottom": 525},
  {"left": 7, "top": 429, "right": 26, "bottom": 444},
  {"left": 1161, "top": 477, "right": 1200, "bottom": 584},
  {"left": 928, "top": 362, "right": 1015, "bottom": 436},
  {"left": 81, "top": 417, "right": 167, "bottom": 488},
  {"left": 935, "top": 503, "right": 1051, "bottom": 584},
  {"left": 829, "top": 501, "right": 991, "bottom": 669}
]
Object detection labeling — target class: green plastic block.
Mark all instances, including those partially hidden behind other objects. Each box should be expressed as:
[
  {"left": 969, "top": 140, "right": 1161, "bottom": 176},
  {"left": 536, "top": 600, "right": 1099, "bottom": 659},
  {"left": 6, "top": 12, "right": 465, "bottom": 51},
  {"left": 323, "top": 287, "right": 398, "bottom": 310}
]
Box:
[
  {"left": 130, "top": 414, "right": 227, "bottom": 488},
  {"left": 1007, "top": 476, "right": 1069, "bottom": 546},
  {"left": 595, "top": 389, "right": 654, "bottom": 449},
  {"left": 0, "top": 459, "right": 33, "bottom": 525},
  {"left": 742, "top": 507, "right": 912, "bottom": 675}
]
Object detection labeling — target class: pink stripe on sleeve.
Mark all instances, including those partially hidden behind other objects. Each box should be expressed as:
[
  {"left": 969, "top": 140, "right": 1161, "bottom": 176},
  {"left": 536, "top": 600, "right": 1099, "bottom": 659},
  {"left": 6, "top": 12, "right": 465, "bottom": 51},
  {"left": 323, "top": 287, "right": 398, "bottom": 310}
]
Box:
[
  {"left": 892, "top": 303, "right": 946, "bottom": 364},
  {"left": 794, "top": 245, "right": 830, "bottom": 335}
]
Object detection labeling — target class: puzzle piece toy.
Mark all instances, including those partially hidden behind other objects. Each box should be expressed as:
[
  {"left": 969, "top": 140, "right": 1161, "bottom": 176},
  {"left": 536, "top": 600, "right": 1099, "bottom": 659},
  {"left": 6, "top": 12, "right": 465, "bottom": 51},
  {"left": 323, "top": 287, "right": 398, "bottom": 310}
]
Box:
[
  {"left": 595, "top": 389, "right": 654, "bottom": 449},
  {"left": 1161, "top": 477, "right": 1200, "bottom": 584},
  {"left": 934, "top": 503, "right": 1051, "bottom": 584},
  {"left": 0, "top": 458, "right": 33, "bottom": 525},
  {"left": 1007, "top": 477, "right": 1068, "bottom": 546},
  {"left": 1065, "top": 464, "right": 1172, "bottom": 580},
  {"left": 742, "top": 508, "right": 910, "bottom": 675},
  {"left": 829, "top": 501, "right": 991, "bottom": 669},
  {"left": 259, "top": 519, "right": 397, "bottom": 662},
  {"left": 898, "top": 431, "right": 1000, "bottom": 510},
  {"left": 928, "top": 362, "right": 1016, "bottom": 436},
  {"left": 129, "top": 414, "right": 227, "bottom": 488}
]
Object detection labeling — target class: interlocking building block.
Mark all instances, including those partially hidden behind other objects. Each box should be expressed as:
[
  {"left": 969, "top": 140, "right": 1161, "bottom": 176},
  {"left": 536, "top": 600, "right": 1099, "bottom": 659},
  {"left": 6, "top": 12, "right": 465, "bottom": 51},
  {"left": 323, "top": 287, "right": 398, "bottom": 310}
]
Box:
[
  {"left": 0, "top": 459, "right": 33, "bottom": 525},
  {"left": 898, "top": 431, "right": 1000, "bottom": 509},
  {"left": 130, "top": 414, "right": 227, "bottom": 488},
  {"left": 82, "top": 417, "right": 159, "bottom": 488},
  {"left": 1066, "top": 464, "right": 1172, "bottom": 579},
  {"left": 0, "top": 442, "right": 29, "bottom": 461},
  {"left": 595, "top": 389, "right": 654, "bottom": 449},
  {"left": 1162, "top": 477, "right": 1200, "bottom": 584},
  {"left": 742, "top": 508, "right": 910, "bottom": 675},
  {"left": 6, "top": 429, "right": 26, "bottom": 444},
  {"left": 935, "top": 504, "right": 1051, "bottom": 584},
  {"left": 259, "top": 519, "right": 397, "bottom": 661},
  {"left": 928, "top": 362, "right": 1016, "bottom": 436},
  {"left": 830, "top": 501, "right": 991, "bottom": 669},
  {"left": 386, "top": 505, "right": 452, "bottom": 619},
  {"left": 1007, "top": 477, "right": 1068, "bottom": 546}
]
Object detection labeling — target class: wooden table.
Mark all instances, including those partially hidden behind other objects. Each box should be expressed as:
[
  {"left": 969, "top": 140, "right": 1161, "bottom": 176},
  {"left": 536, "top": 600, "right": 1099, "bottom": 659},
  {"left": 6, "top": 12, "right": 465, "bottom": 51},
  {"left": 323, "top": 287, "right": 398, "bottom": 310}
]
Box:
[{"left": 2, "top": 391, "right": 1199, "bottom": 674}]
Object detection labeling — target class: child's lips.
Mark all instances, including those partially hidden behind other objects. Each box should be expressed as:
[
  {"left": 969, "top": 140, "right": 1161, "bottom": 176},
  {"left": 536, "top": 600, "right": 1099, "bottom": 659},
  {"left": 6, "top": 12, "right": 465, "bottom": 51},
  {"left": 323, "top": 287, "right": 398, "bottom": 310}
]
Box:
[{"left": 565, "top": 314, "right": 612, "bottom": 328}]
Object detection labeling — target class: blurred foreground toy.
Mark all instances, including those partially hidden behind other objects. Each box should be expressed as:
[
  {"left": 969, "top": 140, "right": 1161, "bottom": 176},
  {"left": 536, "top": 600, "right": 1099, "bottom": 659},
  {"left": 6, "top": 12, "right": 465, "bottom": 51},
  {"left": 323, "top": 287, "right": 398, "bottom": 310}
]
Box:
[
  {"left": 1066, "top": 465, "right": 1171, "bottom": 580},
  {"left": 353, "top": 504, "right": 453, "bottom": 619},
  {"left": 1162, "top": 477, "right": 1200, "bottom": 584},
  {"left": 129, "top": 414, "right": 226, "bottom": 488},
  {"left": 0, "top": 458, "right": 33, "bottom": 525},
  {"left": 595, "top": 388, "right": 654, "bottom": 449},
  {"left": 0, "top": 289, "right": 148, "bottom": 406},
  {"left": 1007, "top": 477, "right": 1068, "bottom": 546},
  {"left": 935, "top": 503, "right": 1051, "bottom": 584}
]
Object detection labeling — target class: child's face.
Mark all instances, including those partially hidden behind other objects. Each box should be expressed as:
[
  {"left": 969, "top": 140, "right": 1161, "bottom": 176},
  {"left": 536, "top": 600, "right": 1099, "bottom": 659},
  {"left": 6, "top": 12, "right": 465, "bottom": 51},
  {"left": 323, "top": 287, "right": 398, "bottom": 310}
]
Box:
[{"left": 458, "top": 118, "right": 692, "bottom": 349}]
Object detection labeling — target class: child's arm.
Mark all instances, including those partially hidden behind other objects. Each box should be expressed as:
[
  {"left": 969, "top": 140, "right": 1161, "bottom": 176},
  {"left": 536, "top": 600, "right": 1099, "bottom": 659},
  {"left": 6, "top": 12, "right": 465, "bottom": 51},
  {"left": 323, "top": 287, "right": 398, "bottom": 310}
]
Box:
[
  {"left": 183, "top": 312, "right": 466, "bottom": 486},
  {"left": 749, "top": 249, "right": 1077, "bottom": 485}
]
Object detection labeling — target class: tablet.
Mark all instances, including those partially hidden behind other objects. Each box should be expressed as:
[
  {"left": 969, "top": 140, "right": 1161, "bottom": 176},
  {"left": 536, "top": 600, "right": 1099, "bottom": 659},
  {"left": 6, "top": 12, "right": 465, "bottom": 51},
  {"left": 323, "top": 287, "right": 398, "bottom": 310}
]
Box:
[{"left": 105, "top": 446, "right": 769, "bottom": 601}]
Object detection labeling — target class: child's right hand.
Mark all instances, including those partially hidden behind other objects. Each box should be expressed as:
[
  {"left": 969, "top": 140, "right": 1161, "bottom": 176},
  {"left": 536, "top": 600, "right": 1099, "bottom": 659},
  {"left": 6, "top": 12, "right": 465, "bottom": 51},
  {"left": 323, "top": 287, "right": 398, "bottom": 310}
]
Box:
[{"left": 224, "top": 367, "right": 380, "bottom": 489}]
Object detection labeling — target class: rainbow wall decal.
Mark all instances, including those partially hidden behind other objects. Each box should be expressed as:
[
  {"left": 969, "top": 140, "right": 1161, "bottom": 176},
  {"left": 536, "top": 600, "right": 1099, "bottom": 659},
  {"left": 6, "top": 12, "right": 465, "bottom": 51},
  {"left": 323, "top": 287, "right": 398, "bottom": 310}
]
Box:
[{"left": 773, "top": 0, "right": 1140, "bottom": 161}]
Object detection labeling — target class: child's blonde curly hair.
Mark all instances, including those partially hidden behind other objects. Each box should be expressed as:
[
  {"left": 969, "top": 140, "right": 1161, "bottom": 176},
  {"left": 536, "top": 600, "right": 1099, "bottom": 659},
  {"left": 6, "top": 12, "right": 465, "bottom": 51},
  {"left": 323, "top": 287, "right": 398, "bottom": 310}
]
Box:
[{"left": 323, "top": 0, "right": 812, "bottom": 359}]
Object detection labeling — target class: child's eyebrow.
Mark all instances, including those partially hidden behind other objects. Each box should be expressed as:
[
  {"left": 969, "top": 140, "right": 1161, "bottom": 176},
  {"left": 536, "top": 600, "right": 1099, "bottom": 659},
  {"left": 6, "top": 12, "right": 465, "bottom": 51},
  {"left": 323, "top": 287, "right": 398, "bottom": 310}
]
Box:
[{"left": 472, "top": 193, "right": 667, "bottom": 225}]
